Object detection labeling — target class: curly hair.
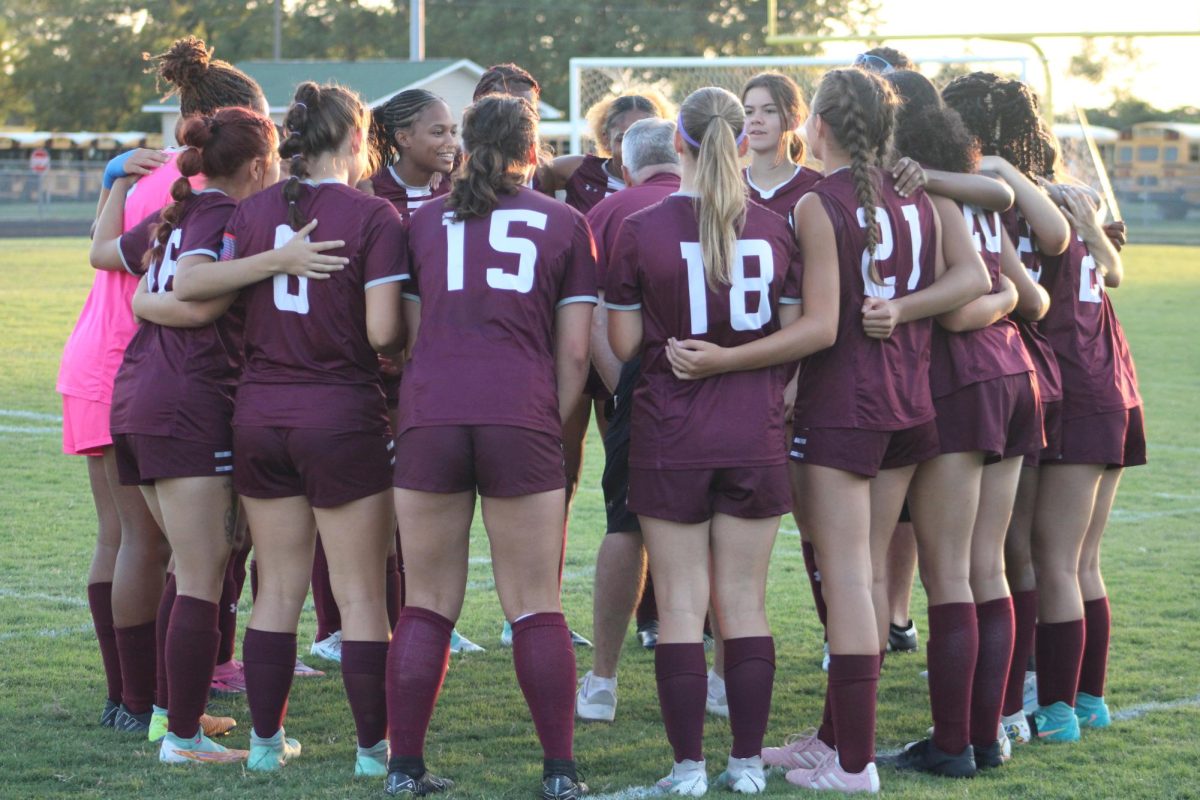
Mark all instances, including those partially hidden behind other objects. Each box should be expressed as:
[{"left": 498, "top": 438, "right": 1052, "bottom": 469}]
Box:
[
  {"left": 145, "top": 36, "right": 264, "bottom": 117},
  {"left": 941, "top": 72, "right": 1047, "bottom": 179},
  {"left": 447, "top": 94, "right": 539, "bottom": 221},
  {"left": 742, "top": 72, "right": 809, "bottom": 165},
  {"left": 887, "top": 70, "right": 979, "bottom": 175}
]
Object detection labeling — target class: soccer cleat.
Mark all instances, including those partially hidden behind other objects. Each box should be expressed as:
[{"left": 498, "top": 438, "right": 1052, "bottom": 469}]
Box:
[
  {"left": 354, "top": 739, "right": 389, "bottom": 777},
  {"left": 821, "top": 641, "right": 830, "bottom": 672},
  {"left": 1075, "top": 692, "right": 1111, "bottom": 729},
  {"left": 100, "top": 698, "right": 120, "bottom": 728},
  {"left": 1032, "top": 701, "right": 1081, "bottom": 743},
  {"left": 655, "top": 759, "right": 708, "bottom": 796},
  {"left": 210, "top": 658, "right": 247, "bottom": 694},
  {"left": 762, "top": 728, "right": 836, "bottom": 770},
  {"left": 886, "top": 620, "right": 919, "bottom": 653},
  {"left": 576, "top": 670, "right": 617, "bottom": 722},
  {"left": 570, "top": 629, "right": 593, "bottom": 648},
  {"left": 247, "top": 727, "right": 302, "bottom": 771},
  {"left": 449, "top": 628, "right": 485, "bottom": 654},
  {"left": 714, "top": 754, "right": 766, "bottom": 794},
  {"left": 637, "top": 620, "right": 659, "bottom": 650},
  {"left": 974, "top": 740, "right": 1006, "bottom": 770},
  {"left": 706, "top": 669, "right": 729, "bottom": 718},
  {"left": 159, "top": 730, "right": 248, "bottom": 765},
  {"left": 113, "top": 704, "right": 153, "bottom": 734},
  {"left": 1022, "top": 670, "right": 1038, "bottom": 714},
  {"left": 542, "top": 773, "right": 588, "bottom": 799},
  {"left": 500, "top": 620, "right": 514, "bottom": 648},
  {"left": 385, "top": 767, "right": 455, "bottom": 796},
  {"left": 786, "top": 753, "right": 880, "bottom": 794},
  {"left": 310, "top": 630, "right": 343, "bottom": 663},
  {"left": 200, "top": 712, "right": 237, "bottom": 738},
  {"left": 1001, "top": 710, "right": 1031, "bottom": 744},
  {"left": 293, "top": 657, "right": 325, "bottom": 677},
  {"left": 997, "top": 721, "right": 1012, "bottom": 760},
  {"left": 148, "top": 706, "right": 168, "bottom": 742},
  {"left": 890, "top": 738, "right": 977, "bottom": 778}
]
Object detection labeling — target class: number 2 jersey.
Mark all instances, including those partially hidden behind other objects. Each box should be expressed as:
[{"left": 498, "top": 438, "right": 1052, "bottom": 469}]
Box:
[
  {"left": 794, "top": 168, "right": 938, "bottom": 431},
  {"left": 605, "top": 194, "right": 803, "bottom": 469},
  {"left": 110, "top": 190, "right": 242, "bottom": 441},
  {"left": 397, "top": 187, "right": 599, "bottom": 438},
  {"left": 223, "top": 180, "right": 409, "bottom": 434}
]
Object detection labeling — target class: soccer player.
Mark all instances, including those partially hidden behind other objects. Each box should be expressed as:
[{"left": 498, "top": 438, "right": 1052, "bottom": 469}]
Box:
[
  {"left": 605, "top": 87, "right": 804, "bottom": 796},
  {"left": 384, "top": 93, "right": 594, "bottom": 800},
  {"left": 575, "top": 117, "right": 681, "bottom": 724},
  {"left": 174, "top": 82, "right": 407, "bottom": 776},
  {"left": 90, "top": 106, "right": 280, "bottom": 764},
  {"left": 740, "top": 72, "right": 821, "bottom": 223}
]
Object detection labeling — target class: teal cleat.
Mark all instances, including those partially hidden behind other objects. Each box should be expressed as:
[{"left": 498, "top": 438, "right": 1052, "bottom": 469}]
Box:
[
  {"left": 247, "top": 727, "right": 302, "bottom": 771},
  {"left": 1033, "top": 701, "right": 1081, "bottom": 743},
  {"left": 1075, "top": 692, "right": 1111, "bottom": 729}
]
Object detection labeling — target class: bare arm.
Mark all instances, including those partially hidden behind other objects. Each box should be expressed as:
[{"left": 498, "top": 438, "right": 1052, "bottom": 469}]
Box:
[
  {"left": 999, "top": 227, "right": 1049, "bottom": 321},
  {"left": 366, "top": 282, "right": 405, "bottom": 356},
  {"left": 591, "top": 292, "right": 624, "bottom": 392},
  {"left": 555, "top": 302, "right": 594, "bottom": 427},
  {"left": 937, "top": 274, "right": 1017, "bottom": 332},
  {"left": 925, "top": 170, "right": 1014, "bottom": 212},
  {"left": 981, "top": 155, "right": 1070, "bottom": 256},
  {"left": 132, "top": 276, "right": 238, "bottom": 328},
  {"left": 401, "top": 296, "right": 421, "bottom": 361},
  {"left": 1061, "top": 185, "right": 1123, "bottom": 287},
  {"left": 89, "top": 177, "right": 134, "bottom": 271},
  {"left": 607, "top": 307, "right": 643, "bottom": 364}
]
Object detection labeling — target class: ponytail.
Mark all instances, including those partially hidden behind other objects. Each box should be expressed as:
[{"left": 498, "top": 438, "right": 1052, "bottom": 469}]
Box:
[
  {"left": 678, "top": 87, "right": 747, "bottom": 289},
  {"left": 448, "top": 94, "right": 539, "bottom": 221}
]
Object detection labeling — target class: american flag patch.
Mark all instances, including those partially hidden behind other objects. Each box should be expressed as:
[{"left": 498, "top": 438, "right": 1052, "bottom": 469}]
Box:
[{"left": 219, "top": 232, "right": 237, "bottom": 262}]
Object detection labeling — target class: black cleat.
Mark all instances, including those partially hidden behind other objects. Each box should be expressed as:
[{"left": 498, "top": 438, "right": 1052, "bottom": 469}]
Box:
[
  {"left": 100, "top": 698, "right": 120, "bottom": 728},
  {"left": 569, "top": 629, "right": 593, "bottom": 648},
  {"left": 384, "top": 768, "right": 454, "bottom": 797},
  {"left": 636, "top": 620, "right": 659, "bottom": 650},
  {"left": 890, "top": 738, "right": 976, "bottom": 778},
  {"left": 886, "top": 620, "right": 919, "bottom": 652},
  {"left": 112, "top": 704, "right": 153, "bottom": 733},
  {"left": 973, "top": 740, "right": 1005, "bottom": 770},
  {"left": 542, "top": 773, "right": 588, "bottom": 799}
]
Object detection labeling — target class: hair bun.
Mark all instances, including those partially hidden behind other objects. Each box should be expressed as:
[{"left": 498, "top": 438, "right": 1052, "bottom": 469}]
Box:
[{"left": 157, "top": 36, "right": 211, "bottom": 88}]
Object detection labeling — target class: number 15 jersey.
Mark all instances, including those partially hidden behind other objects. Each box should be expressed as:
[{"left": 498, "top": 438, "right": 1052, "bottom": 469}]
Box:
[{"left": 397, "top": 187, "right": 599, "bottom": 438}]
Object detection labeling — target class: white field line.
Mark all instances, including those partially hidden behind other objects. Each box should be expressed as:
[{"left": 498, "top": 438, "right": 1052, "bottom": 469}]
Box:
[
  {"left": 0, "top": 409, "right": 62, "bottom": 422},
  {"left": 0, "top": 623, "right": 93, "bottom": 643},
  {"left": 0, "top": 588, "right": 90, "bottom": 608},
  {"left": 1111, "top": 694, "right": 1200, "bottom": 721},
  {"left": 1109, "top": 506, "right": 1200, "bottom": 523},
  {"left": 0, "top": 425, "right": 59, "bottom": 435},
  {"left": 589, "top": 787, "right": 659, "bottom": 800}
]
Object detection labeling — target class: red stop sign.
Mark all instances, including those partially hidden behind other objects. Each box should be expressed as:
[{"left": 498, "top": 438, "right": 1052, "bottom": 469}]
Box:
[{"left": 30, "top": 148, "right": 51, "bottom": 173}]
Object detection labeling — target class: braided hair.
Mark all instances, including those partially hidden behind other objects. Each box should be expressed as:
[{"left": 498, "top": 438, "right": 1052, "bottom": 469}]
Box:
[
  {"left": 278, "top": 82, "right": 371, "bottom": 231},
  {"left": 887, "top": 70, "right": 979, "bottom": 175},
  {"left": 370, "top": 89, "right": 445, "bottom": 169},
  {"left": 811, "top": 68, "right": 899, "bottom": 285},
  {"left": 447, "top": 94, "right": 539, "bottom": 221},
  {"left": 146, "top": 36, "right": 264, "bottom": 117},
  {"left": 742, "top": 72, "right": 809, "bottom": 165},
  {"left": 941, "top": 72, "right": 1047, "bottom": 179},
  {"left": 146, "top": 107, "right": 276, "bottom": 270},
  {"left": 585, "top": 92, "right": 669, "bottom": 157}
]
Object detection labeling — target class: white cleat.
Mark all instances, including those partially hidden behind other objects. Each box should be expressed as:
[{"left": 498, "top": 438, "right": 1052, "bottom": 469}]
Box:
[
  {"left": 656, "top": 759, "right": 708, "bottom": 796},
  {"left": 575, "top": 670, "right": 617, "bottom": 722},
  {"left": 310, "top": 630, "right": 343, "bottom": 663},
  {"left": 715, "top": 755, "right": 766, "bottom": 794},
  {"left": 706, "top": 669, "right": 729, "bottom": 718}
]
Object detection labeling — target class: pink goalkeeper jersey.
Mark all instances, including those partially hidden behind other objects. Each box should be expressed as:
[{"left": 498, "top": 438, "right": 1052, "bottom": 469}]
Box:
[{"left": 57, "top": 151, "right": 199, "bottom": 403}]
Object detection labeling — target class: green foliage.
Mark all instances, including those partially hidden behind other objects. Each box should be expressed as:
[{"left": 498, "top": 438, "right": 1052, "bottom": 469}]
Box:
[{"left": 1081, "top": 95, "right": 1200, "bottom": 131}]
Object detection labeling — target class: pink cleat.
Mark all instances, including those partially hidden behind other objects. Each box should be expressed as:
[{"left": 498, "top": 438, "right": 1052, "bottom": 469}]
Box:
[
  {"left": 762, "top": 729, "right": 835, "bottom": 770},
  {"left": 293, "top": 657, "right": 325, "bottom": 677},
  {"left": 210, "top": 659, "right": 247, "bottom": 694},
  {"left": 785, "top": 753, "right": 880, "bottom": 794}
]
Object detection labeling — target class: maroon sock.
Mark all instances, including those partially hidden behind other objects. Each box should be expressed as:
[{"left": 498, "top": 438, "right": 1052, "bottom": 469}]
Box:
[
  {"left": 385, "top": 556, "right": 401, "bottom": 631},
  {"left": 312, "top": 535, "right": 341, "bottom": 641},
  {"left": 801, "top": 541, "right": 829, "bottom": 629},
  {"left": 655, "top": 642, "right": 707, "bottom": 763},
  {"left": 926, "top": 602, "right": 978, "bottom": 754},
  {"left": 386, "top": 607, "right": 453, "bottom": 758},
  {"left": 342, "top": 640, "right": 389, "bottom": 747},
  {"left": 1036, "top": 619, "right": 1085, "bottom": 707},
  {"left": 166, "top": 595, "right": 220, "bottom": 738},
  {"left": 724, "top": 636, "right": 775, "bottom": 758},
  {"left": 242, "top": 628, "right": 297, "bottom": 737},
  {"left": 216, "top": 558, "right": 239, "bottom": 665},
  {"left": 1078, "top": 597, "right": 1110, "bottom": 698},
  {"left": 513, "top": 612, "right": 576, "bottom": 761},
  {"left": 114, "top": 621, "right": 157, "bottom": 714},
  {"left": 970, "top": 597, "right": 1015, "bottom": 749},
  {"left": 636, "top": 571, "right": 658, "bottom": 628},
  {"left": 817, "top": 682, "right": 835, "bottom": 748},
  {"left": 249, "top": 558, "right": 258, "bottom": 602},
  {"left": 155, "top": 573, "right": 176, "bottom": 708},
  {"left": 828, "top": 654, "right": 878, "bottom": 773},
  {"left": 1002, "top": 590, "right": 1038, "bottom": 716},
  {"left": 87, "top": 582, "right": 123, "bottom": 704}
]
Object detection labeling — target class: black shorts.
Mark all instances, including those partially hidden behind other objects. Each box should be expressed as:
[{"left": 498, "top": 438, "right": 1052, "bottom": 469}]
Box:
[{"left": 601, "top": 357, "right": 641, "bottom": 534}]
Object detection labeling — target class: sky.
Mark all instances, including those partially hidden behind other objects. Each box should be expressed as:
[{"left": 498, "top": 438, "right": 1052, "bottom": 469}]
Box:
[{"left": 830, "top": 0, "right": 1200, "bottom": 111}]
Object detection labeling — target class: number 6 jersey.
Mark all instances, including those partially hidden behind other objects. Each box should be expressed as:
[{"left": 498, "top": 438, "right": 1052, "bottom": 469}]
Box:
[
  {"left": 604, "top": 194, "right": 803, "bottom": 470},
  {"left": 397, "top": 187, "right": 599, "bottom": 438}
]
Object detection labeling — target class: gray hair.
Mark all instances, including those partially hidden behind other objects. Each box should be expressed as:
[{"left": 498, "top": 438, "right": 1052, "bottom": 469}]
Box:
[{"left": 621, "top": 117, "right": 679, "bottom": 179}]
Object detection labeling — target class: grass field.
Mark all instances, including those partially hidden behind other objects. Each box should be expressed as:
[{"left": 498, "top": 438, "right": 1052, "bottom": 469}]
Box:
[{"left": 1, "top": 240, "right": 1198, "bottom": 799}]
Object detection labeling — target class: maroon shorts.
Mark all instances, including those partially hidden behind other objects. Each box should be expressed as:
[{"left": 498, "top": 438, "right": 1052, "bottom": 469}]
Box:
[
  {"left": 934, "top": 373, "right": 1043, "bottom": 463},
  {"left": 382, "top": 372, "right": 402, "bottom": 410},
  {"left": 627, "top": 464, "right": 792, "bottom": 524},
  {"left": 393, "top": 425, "right": 566, "bottom": 498},
  {"left": 233, "top": 426, "right": 393, "bottom": 508},
  {"left": 790, "top": 420, "right": 940, "bottom": 478},
  {"left": 112, "top": 433, "right": 234, "bottom": 486},
  {"left": 1025, "top": 400, "right": 1064, "bottom": 467},
  {"left": 1049, "top": 405, "right": 1147, "bottom": 469},
  {"left": 583, "top": 365, "right": 612, "bottom": 402}
]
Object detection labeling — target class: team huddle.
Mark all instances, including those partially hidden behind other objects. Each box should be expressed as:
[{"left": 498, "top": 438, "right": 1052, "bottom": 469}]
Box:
[{"left": 58, "top": 35, "right": 1143, "bottom": 799}]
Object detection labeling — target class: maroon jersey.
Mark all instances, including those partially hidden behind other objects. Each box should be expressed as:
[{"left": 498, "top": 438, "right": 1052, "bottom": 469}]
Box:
[
  {"left": 1037, "top": 233, "right": 1141, "bottom": 420},
  {"left": 743, "top": 165, "right": 822, "bottom": 223},
  {"left": 369, "top": 165, "right": 450, "bottom": 224},
  {"left": 1001, "top": 208, "right": 1063, "bottom": 402},
  {"left": 115, "top": 210, "right": 161, "bottom": 276},
  {"left": 794, "top": 169, "right": 938, "bottom": 431},
  {"left": 565, "top": 154, "right": 625, "bottom": 213},
  {"left": 225, "top": 181, "right": 408, "bottom": 434},
  {"left": 929, "top": 203, "right": 1034, "bottom": 397},
  {"left": 111, "top": 191, "right": 242, "bottom": 440},
  {"left": 398, "top": 187, "right": 598, "bottom": 437},
  {"left": 605, "top": 195, "right": 802, "bottom": 469},
  {"left": 586, "top": 172, "right": 681, "bottom": 289}
]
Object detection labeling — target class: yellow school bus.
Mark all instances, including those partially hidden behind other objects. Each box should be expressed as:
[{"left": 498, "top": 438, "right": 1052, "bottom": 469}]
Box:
[{"left": 1110, "top": 122, "right": 1200, "bottom": 219}]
